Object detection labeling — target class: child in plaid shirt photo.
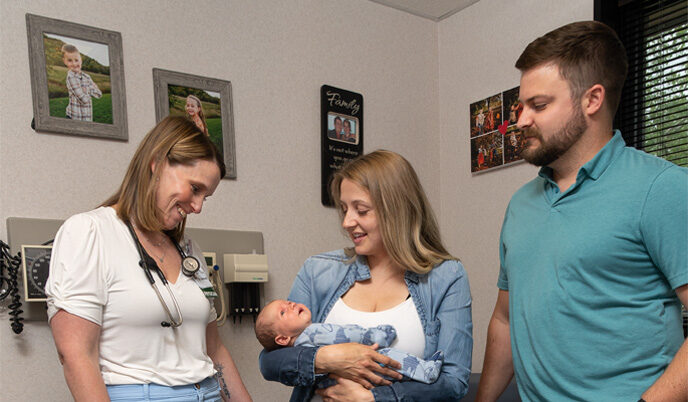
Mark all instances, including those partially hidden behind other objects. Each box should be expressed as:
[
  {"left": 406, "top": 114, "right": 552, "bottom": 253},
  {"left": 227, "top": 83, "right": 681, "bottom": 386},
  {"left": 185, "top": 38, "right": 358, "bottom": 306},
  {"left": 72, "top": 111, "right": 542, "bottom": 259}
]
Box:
[{"left": 61, "top": 43, "right": 102, "bottom": 121}]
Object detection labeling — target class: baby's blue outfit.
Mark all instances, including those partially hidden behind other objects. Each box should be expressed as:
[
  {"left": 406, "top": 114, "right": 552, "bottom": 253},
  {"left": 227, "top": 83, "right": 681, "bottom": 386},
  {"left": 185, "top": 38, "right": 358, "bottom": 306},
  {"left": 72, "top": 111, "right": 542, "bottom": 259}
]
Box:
[{"left": 294, "top": 323, "right": 443, "bottom": 385}]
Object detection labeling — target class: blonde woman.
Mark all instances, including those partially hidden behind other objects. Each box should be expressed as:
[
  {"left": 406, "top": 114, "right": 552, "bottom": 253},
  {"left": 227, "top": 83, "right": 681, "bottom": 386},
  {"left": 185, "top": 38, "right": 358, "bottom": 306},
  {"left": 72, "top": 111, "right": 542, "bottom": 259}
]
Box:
[
  {"left": 259, "top": 150, "right": 473, "bottom": 401},
  {"left": 185, "top": 95, "right": 209, "bottom": 136},
  {"left": 46, "top": 117, "right": 249, "bottom": 401}
]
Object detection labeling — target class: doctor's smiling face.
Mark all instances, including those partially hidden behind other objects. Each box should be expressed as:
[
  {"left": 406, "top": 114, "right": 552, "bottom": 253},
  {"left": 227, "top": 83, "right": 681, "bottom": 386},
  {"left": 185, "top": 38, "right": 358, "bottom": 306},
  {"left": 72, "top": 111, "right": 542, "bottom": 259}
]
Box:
[{"left": 154, "top": 159, "right": 221, "bottom": 230}]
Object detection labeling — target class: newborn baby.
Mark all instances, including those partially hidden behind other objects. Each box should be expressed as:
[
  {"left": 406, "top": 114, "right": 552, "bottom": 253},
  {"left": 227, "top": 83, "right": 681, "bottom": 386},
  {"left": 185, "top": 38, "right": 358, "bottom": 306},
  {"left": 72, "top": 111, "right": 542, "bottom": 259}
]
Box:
[{"left": 255, "top": 299, "right": 443, "bottom": 384}]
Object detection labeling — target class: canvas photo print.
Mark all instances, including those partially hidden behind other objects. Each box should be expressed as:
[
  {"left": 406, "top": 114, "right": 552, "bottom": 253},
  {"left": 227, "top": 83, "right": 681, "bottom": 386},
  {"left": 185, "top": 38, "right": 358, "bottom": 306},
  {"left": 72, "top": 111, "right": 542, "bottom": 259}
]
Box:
[
  {"left": 43, "top": 34, "right": 112, "bottom": 123},
  {"left": 167, "top": 85, "right": 224, "bottom": 160}
]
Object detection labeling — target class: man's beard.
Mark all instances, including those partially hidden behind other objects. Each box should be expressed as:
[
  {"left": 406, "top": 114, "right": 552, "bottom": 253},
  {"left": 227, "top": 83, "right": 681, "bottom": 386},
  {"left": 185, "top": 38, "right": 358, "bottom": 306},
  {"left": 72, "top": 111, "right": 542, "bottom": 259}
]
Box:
[{"left": 520, "top": 106, "right": 588, "bottom": 167}]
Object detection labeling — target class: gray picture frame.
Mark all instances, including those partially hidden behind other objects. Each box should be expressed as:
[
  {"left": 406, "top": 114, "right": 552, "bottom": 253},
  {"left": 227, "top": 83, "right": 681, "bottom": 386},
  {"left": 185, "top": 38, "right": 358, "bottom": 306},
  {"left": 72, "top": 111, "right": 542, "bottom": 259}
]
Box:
[
  {"left": 26, "top": 14, "right": 128, "bottom": 141},
  {"left": 153, "top": 68, "right": 237, "bottom": 179}
]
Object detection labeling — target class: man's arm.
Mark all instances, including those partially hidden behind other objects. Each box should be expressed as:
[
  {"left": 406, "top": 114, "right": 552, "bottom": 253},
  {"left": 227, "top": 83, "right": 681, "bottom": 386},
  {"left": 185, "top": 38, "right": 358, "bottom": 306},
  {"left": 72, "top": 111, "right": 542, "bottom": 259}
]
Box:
[
  {"left": 475, "top": 289, "right": 513, "bottom": 402},
  {"left": 641, "top": 284, "right": 688, "bottom": 402}
]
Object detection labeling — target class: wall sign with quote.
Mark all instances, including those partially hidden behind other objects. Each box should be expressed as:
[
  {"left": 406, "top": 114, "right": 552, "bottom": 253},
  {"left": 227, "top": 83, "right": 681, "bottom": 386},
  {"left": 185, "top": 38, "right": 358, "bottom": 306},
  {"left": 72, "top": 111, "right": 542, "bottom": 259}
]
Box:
[
  {"left": 469, "top": 86, "right": 525, "bottom": 173},
  {"left": 321, "top": 85, "right": 363, "bottom": 206}
]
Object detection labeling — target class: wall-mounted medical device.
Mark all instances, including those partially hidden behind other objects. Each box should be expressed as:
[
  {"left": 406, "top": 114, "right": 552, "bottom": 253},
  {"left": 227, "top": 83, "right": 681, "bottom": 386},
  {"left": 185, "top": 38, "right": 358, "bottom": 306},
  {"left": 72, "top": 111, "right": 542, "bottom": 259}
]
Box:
[
  {"left": 223, "top": 253, "right": 268, "bottom": 282},
  {"left": 223, "top": 253, "right": 268, "bottom": 323},
  {"left": 6, "top": 218, "right": 267, "bottom": 332},
  {"left": 21, "top": 245, "right": 52, "bottom": 301}
]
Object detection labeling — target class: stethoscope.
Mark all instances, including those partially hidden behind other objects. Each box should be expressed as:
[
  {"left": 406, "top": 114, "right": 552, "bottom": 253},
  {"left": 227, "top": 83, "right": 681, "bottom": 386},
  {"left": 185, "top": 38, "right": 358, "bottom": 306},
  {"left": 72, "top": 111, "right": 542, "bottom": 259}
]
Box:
[{"left": 125, "top": 221, "right": 201, "bottom": 328}]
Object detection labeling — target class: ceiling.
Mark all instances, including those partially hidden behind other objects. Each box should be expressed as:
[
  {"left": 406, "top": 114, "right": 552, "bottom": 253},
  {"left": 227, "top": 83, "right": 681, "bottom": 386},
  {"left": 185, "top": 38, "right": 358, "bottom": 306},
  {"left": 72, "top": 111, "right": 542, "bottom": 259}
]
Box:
[{"left": 369, "top": 0, "right": 480, "bottom": 21}]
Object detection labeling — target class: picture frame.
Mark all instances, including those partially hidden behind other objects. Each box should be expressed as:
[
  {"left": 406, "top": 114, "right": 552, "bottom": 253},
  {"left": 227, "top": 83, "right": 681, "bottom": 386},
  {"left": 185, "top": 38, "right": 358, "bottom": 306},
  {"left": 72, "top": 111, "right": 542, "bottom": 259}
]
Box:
[
  {"left": 26, "top": 14, "right": 128, "bottom": 140},
  {"left": 320, "top": 85, "right": 363, "bottom": 206},
  {"left": 469, "top": 86, "right": 525, "bottom": 173},
  {"left": 153, "top": 68, "right": 236, "bottom": 179}
]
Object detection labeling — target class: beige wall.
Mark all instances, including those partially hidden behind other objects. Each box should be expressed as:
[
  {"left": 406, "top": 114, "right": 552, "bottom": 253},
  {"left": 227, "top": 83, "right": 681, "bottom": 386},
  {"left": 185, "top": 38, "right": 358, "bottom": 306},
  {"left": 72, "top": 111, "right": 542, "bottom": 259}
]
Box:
[
  {"left": 0, "top": 0, "right": 592, "bottom": 400},
  {"left": 0, "top": 1, "right": 438, "bottom": 401},
  {"left": 438, "top": 0, "right": 592, "bottom": 374}
]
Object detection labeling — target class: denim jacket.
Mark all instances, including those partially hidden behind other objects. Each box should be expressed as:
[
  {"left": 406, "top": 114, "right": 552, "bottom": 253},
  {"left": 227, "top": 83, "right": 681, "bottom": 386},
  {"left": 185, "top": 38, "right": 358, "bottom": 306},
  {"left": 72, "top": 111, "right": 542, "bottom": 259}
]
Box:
[{"left": 259, "top": 250, "right": 473, "bottom": 401}]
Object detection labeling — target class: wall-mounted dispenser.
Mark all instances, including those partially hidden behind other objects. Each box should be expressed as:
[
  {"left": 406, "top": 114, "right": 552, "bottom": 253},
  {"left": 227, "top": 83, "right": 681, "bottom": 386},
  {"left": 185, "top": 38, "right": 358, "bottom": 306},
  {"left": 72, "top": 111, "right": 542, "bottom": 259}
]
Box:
[
  {"left": 224, "top": 253, "right": 267, "bottom": 322},
  {"left": 223, "top": 253, "right": 268, "bottom": 282}
]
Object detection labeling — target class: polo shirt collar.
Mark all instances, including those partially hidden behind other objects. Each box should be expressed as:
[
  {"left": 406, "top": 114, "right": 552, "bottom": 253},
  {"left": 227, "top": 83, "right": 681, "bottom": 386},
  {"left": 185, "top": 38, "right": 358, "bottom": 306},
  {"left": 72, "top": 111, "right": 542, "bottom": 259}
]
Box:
[
  {"left": 537, "top": 130, "right": 625, "bottom": 182},
  {"left": 579, "top": 130, "right": 625, "bottom": 180}
]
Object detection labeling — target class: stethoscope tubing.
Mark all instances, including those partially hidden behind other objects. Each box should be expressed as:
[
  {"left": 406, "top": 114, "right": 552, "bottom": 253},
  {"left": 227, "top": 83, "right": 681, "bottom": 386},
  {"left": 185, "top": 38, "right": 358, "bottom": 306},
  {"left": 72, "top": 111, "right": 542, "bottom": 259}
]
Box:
[{"left": 125, "top": 221, "right": 187, "bottom": 328}]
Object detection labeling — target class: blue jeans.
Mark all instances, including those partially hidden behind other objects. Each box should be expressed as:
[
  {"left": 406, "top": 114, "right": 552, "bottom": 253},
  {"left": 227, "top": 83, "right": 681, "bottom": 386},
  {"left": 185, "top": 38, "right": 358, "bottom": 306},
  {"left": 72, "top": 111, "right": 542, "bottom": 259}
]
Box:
[{"left": 106, "top": 376, "right": 221, "bottom": 401}]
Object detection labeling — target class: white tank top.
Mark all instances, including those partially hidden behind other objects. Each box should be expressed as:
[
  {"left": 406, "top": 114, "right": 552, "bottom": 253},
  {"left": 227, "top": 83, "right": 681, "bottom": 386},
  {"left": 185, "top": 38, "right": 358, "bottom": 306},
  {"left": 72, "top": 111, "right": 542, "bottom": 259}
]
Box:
[
  {"left": 311, "top": 297, "right": 425, "bottom": 401},
  {"left": 325, "top": 297, "right": 425, "bottom": 357}
]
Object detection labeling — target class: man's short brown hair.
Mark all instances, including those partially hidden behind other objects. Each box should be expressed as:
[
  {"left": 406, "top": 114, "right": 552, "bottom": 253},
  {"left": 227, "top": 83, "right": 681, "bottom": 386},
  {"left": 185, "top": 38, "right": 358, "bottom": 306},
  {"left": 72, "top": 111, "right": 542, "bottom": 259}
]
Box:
[{"left": 515, "top": 21, "right": 628, "bottom": 116}]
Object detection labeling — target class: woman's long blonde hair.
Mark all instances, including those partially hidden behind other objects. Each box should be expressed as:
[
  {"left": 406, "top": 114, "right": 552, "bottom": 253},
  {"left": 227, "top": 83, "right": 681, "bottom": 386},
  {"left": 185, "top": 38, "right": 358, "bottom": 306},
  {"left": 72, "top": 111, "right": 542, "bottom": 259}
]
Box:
[
  {"left": 330, "top": 150, "right": 455, "bottom": 274},
  {"left": 102, "top": 116, "right": 225, "bottom": 242}
]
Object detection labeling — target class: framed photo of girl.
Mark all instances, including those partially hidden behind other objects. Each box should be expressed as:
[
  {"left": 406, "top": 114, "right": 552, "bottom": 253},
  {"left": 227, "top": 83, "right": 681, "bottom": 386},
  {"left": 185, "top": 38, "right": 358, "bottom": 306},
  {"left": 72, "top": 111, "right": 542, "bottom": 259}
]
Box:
[
  {"left": 26, "top": 14, "right": 128, "bottom": 140},
  {"left": 153, "top": 68, "right": 236, "bottom": 179}
]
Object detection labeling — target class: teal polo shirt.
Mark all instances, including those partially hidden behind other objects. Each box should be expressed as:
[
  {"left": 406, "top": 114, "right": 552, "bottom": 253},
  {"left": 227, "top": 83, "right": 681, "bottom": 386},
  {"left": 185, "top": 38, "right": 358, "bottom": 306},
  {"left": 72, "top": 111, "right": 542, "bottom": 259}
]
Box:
[{"left": 498, "top": 132, "right": 688, "bottom": 401}]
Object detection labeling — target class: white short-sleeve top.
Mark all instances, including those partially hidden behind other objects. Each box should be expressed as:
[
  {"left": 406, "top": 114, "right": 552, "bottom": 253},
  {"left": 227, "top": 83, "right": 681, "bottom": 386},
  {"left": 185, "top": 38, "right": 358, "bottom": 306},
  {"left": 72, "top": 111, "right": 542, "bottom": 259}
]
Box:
[{"left": 45, "top": 207, "right": 217, "bottom": 386}]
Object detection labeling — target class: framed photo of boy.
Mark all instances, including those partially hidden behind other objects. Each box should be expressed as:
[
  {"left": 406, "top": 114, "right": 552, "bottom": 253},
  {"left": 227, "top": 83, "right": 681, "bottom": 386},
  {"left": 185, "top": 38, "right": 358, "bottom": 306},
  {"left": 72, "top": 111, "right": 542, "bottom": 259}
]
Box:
[
  {"left": 26, "top": 14, "right": 128, "bottom": 140},
  {"left": 153, "top": 68, "right": 236, "bottom": 179}
]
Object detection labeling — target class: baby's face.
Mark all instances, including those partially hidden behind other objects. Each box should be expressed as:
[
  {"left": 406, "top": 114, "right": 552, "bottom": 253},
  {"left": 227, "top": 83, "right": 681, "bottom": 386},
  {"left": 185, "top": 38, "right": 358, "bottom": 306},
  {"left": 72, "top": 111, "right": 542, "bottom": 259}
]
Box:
[
  {"left": 63, "top": 51, "right": 82, "bottom": 73},
  {"left": 266, "top": 300, "right": 311, "bottom": 337}
]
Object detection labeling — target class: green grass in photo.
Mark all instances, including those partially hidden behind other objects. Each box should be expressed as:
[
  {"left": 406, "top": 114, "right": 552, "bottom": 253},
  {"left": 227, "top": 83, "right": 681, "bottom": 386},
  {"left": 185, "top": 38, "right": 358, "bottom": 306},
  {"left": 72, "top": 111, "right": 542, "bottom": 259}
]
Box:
[
  {"left": 206, "top": 118, "right": 224, "bottom": 156},
  {"left": 49, "top": 93, "right": 113, "bottom": 124}
]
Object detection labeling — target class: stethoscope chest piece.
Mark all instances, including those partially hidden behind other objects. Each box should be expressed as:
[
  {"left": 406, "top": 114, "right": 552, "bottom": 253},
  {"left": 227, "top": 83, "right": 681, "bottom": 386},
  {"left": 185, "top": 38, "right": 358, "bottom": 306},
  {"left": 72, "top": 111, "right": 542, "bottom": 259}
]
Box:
[{"left": 181, "top": 256, "right": 200, "bottom": 277}]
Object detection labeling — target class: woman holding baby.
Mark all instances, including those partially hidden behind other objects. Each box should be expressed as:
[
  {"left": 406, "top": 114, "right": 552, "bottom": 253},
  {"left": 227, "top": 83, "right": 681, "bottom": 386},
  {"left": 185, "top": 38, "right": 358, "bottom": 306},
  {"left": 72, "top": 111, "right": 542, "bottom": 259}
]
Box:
[{"left": 259, "top": 150, "right": 473, "bottom": 401}]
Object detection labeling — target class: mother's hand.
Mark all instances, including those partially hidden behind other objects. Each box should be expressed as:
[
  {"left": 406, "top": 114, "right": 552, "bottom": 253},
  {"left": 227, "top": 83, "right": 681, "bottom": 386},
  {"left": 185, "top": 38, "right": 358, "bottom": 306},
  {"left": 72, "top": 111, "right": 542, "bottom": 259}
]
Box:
[
  {"left": 315, "top": 343, "right": 402, "bottom": 388},
  {"left": 315, "top": 376, "right": 374, "bottom": 402}
]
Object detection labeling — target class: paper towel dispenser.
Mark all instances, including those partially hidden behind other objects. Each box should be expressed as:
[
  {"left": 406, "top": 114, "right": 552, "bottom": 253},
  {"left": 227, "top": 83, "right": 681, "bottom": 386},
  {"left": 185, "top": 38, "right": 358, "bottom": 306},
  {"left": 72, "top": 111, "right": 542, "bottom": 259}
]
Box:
[{"left": 223, "top": 253, "right": 268, "bottom": 282}]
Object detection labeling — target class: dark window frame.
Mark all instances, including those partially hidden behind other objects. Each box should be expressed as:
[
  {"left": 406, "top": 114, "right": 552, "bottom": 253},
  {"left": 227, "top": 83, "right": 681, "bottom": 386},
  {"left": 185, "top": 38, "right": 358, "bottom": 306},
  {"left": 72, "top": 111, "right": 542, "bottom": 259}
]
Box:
[{"left": 596, "top": 0, "right": 687, "bottom": 167}]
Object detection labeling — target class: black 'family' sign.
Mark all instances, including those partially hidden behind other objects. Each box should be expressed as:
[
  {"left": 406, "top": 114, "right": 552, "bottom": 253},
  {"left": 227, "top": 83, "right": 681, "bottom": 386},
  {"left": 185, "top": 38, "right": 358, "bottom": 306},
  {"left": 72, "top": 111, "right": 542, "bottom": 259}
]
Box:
[{"left": 320, "top": 84, "right": 364, "bottom": 206}]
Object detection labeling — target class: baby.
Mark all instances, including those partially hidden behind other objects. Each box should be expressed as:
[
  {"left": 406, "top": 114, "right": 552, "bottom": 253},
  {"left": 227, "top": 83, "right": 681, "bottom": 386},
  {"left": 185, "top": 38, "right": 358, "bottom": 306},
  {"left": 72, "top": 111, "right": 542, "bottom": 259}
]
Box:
[
  {"left": 255, "top": 299, "right": 443, "bottom": 384},
  {"left": 61, "top": 44, "right": 102, "bottom": 121}
]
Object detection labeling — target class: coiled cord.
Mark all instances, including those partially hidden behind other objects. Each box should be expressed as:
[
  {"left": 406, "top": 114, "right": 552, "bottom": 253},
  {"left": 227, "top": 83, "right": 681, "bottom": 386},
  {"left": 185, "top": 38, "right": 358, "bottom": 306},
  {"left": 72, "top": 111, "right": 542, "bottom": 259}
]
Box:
[{"left": 0, "top": 240, "right": 24, "bottom": 334}]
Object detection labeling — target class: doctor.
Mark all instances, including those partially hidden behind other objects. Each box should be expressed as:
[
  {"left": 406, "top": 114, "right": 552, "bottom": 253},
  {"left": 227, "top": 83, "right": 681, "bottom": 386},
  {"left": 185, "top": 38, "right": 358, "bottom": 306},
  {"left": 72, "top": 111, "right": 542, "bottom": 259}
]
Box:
[{"left": 45, "top": 116, "right": 251, "bottom": 401}]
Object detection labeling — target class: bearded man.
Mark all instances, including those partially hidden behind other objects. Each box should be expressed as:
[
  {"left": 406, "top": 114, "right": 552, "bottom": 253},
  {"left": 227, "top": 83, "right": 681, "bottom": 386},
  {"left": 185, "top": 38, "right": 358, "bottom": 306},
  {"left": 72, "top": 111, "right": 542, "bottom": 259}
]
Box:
[{"left": 476, "top": 21, "right": 687, "bottom": 402}]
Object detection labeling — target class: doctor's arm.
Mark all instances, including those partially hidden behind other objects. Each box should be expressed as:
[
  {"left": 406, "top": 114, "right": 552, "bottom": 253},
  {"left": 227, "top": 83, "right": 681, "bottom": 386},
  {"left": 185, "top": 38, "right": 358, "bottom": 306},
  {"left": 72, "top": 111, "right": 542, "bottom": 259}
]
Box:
[
  {"left": 206, "top": 322, "right": 252, "bottom": 402},
  {"left": 50, "top": 310, "right": 109, "bottom": 402},
  {"left": 640, "top": 284, "right": 688, "bottom": 402}
]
